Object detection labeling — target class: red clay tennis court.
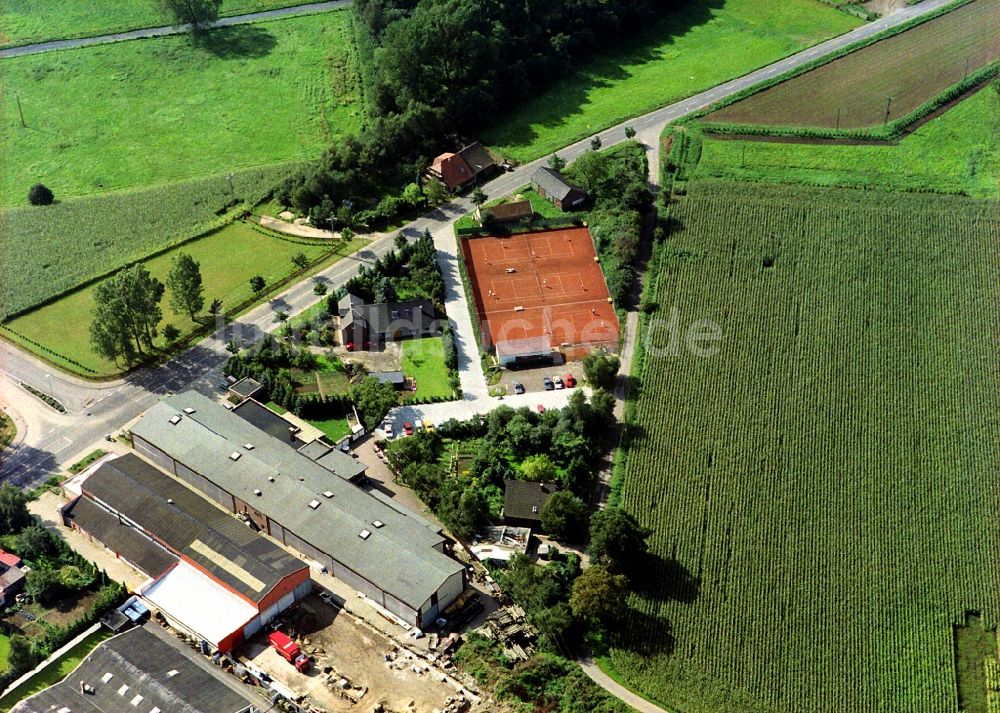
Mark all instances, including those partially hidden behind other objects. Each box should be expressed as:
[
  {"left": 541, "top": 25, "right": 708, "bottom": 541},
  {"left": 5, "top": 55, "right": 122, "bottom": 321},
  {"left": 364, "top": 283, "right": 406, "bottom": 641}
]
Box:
[{"left": 460, "top": 227, "right": 620, "bottom": 356}]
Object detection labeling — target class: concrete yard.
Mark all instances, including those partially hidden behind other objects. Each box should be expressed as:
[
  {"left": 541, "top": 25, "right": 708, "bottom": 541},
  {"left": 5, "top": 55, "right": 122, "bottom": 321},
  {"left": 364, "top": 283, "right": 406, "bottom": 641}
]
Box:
[{"left": 243, "top": 596, "right": 471, "bottom": 713}]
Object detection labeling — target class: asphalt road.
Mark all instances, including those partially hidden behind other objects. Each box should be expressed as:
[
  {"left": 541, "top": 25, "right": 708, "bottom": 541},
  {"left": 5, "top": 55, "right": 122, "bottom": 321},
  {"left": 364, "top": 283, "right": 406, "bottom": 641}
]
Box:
[
  {"left": 0, "top": 1, "right": 350, "bottom": 59},
  {"left": 0, "top": 0, "right": 954, "bottom": 488}
]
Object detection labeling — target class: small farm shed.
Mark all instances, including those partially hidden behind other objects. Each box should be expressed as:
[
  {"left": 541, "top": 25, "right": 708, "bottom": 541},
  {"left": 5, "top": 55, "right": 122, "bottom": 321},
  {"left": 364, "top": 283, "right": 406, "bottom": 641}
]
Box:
[{"left": 530, "top": 167, "right": 587, "bottom": 211}]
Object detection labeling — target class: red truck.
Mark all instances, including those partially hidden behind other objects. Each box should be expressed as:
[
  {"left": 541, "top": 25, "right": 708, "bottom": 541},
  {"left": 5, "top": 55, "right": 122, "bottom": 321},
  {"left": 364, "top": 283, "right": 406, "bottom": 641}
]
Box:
[{"left": 268, "top": 630, "right": 311, "bottom": 672}]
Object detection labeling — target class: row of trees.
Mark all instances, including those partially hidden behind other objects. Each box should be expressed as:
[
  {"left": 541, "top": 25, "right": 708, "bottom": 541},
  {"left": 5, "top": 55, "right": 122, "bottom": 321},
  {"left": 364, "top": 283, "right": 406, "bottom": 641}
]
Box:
[
  {"left": 562, "top": 141, "right": 652, "bottom": 306},
  {"left": 281, "top": 0, "right": 672, "bottom": 226},
  {"left": 341, "top": 231, "right": 444, "bottom": 308},
  {"left": 89, "top": 247, "right": 315, "bottom": 365}
]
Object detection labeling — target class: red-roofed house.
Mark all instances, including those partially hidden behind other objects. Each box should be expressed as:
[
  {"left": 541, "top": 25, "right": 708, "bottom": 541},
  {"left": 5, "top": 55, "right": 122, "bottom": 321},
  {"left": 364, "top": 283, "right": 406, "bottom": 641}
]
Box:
[
  {"left": 429, "top": 152, "right": 474, "bottom": 192},
  {"left": 0, "top": 549, "right": 26, "bottom": 607}
]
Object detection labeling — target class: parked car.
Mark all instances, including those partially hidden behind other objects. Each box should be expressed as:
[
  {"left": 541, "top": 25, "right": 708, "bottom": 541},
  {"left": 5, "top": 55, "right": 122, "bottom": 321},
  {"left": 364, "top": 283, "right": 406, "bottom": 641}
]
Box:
[
  {"left": 542, "top": 377, "right": 554, "bottom": 391},
  {"left": 423, "top": 420, "right": 434, "bottom": 432},
  {"left": 552, "top": 376, "right": 564, "bottom": 390},
  {"left": 564, "top": 373, "right": 576, "bottom": 388},
  {"left": 383, "top": 422, "right": 394, "bottom": 438},
  {"left": 537, "top": 404, "right": 545, "bottom": 413},
  {"left": 514, "top": 383, "right": 525, "bottom": 394},
  {"left": 414, "top": 418, "right": 424, "bottom": 431},
  {"left": 403, "top": 421, "right": 414, "bottom": 436}
]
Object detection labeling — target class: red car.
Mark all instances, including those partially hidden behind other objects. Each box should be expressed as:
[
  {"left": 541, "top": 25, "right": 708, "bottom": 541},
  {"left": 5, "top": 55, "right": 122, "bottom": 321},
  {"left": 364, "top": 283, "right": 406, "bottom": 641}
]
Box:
[
  {"left": 564, "top": 373, "right": 576, "bottom": 388},
  {"left": 536, "top": 404, "right": 545, "bottom": 414},
  {"left": 403, "top": 421, "right": 414, "bottom": 436}
]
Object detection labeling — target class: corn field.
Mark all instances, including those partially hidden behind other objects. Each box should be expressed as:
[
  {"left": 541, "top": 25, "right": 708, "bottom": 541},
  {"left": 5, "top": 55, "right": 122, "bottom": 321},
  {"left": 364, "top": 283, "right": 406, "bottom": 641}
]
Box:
[
  {"left": 612, "top": 180, "right": 1000, "bottom": 713},
  {"left": 0, "top": 162, "right": 301, "bottom": 319}
]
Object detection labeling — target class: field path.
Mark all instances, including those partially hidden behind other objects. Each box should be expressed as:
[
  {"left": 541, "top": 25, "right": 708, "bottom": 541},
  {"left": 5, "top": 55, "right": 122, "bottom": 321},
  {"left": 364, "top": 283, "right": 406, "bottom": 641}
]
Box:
[
  {"left": 579, "top": 659, "right": 675, "bottom": 713},
  {"left": 0, "top": 1, "right": 350, "bottom": 59}
]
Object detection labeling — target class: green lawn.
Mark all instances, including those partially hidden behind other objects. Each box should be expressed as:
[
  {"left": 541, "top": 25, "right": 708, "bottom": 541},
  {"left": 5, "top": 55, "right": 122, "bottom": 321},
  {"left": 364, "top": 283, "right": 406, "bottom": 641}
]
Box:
[
  {"left": 2, "top": 10, "right": 361, "bottom": 204},
  {"left": 401, "top": 337, "right": 454, "bottom": 400},
  {"left": 3, "top": 223, "right": 366, "bottom": 377},
  {"left": 481, "top": 0, "right": 859, "bottom": 162},
  {"left": 308, "top": 416, "right": 352, "bottom": 442},
  {"left": 0, "top": 628, "right": 112, "bottom": 712},
  {"left": 0, "top": 633, "right": 9, "bottom": 673},
  {"left": 1, "top": 0, "right": 318, "bottom": 47},
  {"left": 696, "top": 86, "right": 1000, "bottom": 197}
]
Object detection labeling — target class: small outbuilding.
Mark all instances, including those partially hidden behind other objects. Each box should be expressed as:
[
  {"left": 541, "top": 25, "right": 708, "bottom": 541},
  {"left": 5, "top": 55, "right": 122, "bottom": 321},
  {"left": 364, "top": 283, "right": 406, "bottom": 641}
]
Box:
[
  {"left": 0, "top": 550, "right": 26, "bottom": 607},
  {"left": 502, "top": 480, "right": 559, "bottom": 529},
  {"left": 495, "top": 335, "right": 554, "bottom": 367},
  {"left": 530, "top": 167, "right": 588, "bottom": 211},
  {"left": 477, "top": 199, "right": 533, "bottom": 225}
]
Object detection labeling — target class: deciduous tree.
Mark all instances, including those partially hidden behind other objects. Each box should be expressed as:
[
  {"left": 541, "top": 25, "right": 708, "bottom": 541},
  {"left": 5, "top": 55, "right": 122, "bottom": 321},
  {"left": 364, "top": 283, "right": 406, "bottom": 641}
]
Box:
[
  {"left": 0, "top": 484, "right": 31, "bottom": 534},
  {"left": 541, "top": 490, "right": 589, "bottom": 541},
  {"left": 588, "top": 507, "right": 650, "bottom": 574},
  {"left": 90, "top": 264, "right": 164, "bottom": 363},
  {"left": 27, "top": 183, "right": 54, "bottom": 206},
  {"left": 159, "top": 0, "right": 222, "bottom": 33},
  {"left": 570, "top": 565, "right": 627, "bottom": 627},
  {"left": 166, "top": 252, "right": 204, "bottom": 320},
  {"left": 582, "top": 352, "right": 620, "bottom": 391}
]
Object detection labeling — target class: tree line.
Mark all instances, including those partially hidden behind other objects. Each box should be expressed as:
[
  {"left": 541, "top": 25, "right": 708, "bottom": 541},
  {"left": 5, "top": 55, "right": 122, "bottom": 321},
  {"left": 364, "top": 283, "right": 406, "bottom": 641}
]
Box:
[{"left": 278, "top": 0, "right": 673, "bottom": 226}]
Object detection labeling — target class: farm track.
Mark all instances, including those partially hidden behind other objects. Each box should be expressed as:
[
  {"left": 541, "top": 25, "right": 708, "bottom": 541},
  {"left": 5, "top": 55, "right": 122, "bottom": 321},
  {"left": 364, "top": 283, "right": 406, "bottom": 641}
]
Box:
[{"left": 0, "top": 0, "right": 351, "bottom": 59}]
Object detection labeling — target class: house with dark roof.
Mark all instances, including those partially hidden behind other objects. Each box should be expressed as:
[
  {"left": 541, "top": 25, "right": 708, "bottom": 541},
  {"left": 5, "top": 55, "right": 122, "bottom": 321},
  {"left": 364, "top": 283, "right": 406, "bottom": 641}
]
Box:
[
  {"left": 337, "top": 292, "right": 437, "bottom": 350},
  {"left": 0, "top": 549, "right": 26, "bottom": 607},
  {"left": 477, "top": 199, "right": 533, "bottom": 225},
  {"left": 530, "top": 167, "right": 588, "bottom": 211},
  {"left": 429, "top": 152, "right": 474, "bottom": 192},
  {"left": 429, "top": 142, "right": 498, "bottom": 192},
  {"left": 502, "top": 480, "right": 559, "bottom": 529},
  {"left": 11, "top": 626, "right": 258, "bottom": 713},
  {"left": 458, "top": 142, "right": 499, "bottom": 183},
  {"left": 63, "top": 453, "right": 311, "bottom": 652},
  {"left": 130, "top": 391, "right": 467, "bottom": 629}
]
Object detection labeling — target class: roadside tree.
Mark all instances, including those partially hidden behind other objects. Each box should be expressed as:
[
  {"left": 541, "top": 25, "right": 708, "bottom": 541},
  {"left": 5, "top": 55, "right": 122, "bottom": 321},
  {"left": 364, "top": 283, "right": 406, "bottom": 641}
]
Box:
[
  {"left": 570, "top": 565, "right": 627, "bottom": 628},
  {"left": 588, "top": 507, "right": 650, "bottom": 574},
  {"left": 90, "top": 265, "right": 164, "bottom": 363},
  {"left": 249, "top": 275, "right": 266, "bottom": 294},
  {"left": 582, "top": 352, "right": 620, "bottom": 391},
  {"left": 159, "top": 0, "right": 222, "bottom": 33},
  {"left": 0, "top": 485, "right": 32, "bottom": 533}
]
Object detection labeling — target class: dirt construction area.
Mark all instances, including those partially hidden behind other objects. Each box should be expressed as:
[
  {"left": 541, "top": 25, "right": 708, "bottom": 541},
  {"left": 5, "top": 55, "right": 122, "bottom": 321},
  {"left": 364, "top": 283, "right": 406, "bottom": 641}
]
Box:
[{"left": 242, "top": 597, "right": 469, "bottom": 713}]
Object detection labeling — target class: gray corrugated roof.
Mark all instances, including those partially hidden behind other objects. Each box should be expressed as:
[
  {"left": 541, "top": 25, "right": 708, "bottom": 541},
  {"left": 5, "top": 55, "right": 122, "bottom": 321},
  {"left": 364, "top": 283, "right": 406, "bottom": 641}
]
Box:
[
  {"left": 80, "top": 454, "right": 305, "bottom": 603},
  {"left": 131, "top": 392, "right": 464, "bottom": 610},
  {"left": 358, "top": 299, "right": 435, "bottom": 339},
  {"left": 531, "top": 166, "right": 585, "bottom": 202},
  {"left": 457, "top": 142, "right": 496, "bottom": 174},
  {"left": 12, "top": 627, "right": 255, "bottom": 713},
  {"left": 67, "top": 497, "right": 180, "bottom": 578}
]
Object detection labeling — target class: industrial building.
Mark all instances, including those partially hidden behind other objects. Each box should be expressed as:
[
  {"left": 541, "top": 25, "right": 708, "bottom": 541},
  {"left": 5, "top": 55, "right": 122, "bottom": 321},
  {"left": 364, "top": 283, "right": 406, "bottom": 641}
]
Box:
[
  {"left": 11, "top": 626, "right": 259, "bottom": 713},
  {"left": 130, "top": 391, "right": 467, "bottom": 628},
  {"left": 64, "top": 453, "right": 311, "bottom": 652}
]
